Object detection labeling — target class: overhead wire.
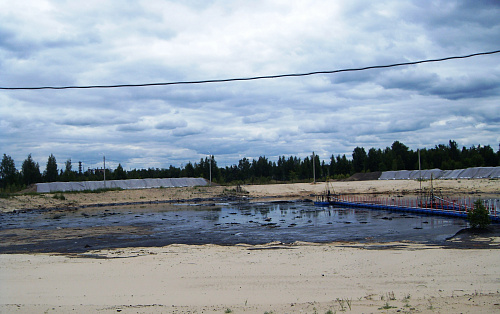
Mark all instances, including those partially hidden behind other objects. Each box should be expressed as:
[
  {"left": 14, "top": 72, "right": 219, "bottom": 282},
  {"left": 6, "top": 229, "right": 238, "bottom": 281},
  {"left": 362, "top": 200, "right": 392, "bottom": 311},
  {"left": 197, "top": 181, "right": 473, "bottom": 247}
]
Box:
[{"left": 1, "top": 49, "right": 499, "bottom": 90}]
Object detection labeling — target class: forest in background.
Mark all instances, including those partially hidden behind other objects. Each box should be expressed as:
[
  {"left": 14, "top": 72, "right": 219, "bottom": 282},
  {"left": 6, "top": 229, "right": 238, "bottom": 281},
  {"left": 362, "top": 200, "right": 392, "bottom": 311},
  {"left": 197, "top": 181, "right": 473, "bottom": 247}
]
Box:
[{"left": 1, "top": 140, "right": 499, "bottom": 192}]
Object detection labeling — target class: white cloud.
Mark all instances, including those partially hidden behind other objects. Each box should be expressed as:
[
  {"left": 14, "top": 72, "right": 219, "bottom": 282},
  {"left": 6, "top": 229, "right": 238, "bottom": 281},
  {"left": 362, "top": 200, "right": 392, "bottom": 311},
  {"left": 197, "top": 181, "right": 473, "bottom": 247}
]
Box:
[{"left": 1, "top": 0, "right": 499, "bottom": 169}]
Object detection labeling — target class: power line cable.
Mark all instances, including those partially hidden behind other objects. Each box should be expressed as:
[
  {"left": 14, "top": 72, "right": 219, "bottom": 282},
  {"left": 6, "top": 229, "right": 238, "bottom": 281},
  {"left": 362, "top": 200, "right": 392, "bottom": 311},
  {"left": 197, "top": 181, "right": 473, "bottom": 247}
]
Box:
[{"left": 1, "top": 49, "right": 499, "bottom": 90}]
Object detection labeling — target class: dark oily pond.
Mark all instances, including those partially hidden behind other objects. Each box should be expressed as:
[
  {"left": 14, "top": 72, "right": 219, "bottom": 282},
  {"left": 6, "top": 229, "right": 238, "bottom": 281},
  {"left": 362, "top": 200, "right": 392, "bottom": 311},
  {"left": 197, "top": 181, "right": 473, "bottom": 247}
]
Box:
[{"left": 0, "top": 201, "right": 468, "bottom": 253}]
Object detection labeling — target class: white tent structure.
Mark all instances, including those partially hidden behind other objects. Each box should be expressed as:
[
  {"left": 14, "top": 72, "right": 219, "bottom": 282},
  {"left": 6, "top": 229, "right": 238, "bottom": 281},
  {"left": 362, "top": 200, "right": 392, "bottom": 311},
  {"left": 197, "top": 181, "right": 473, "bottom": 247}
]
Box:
[
  {"left": 378, "top": 167, "right": 500, "bottom": 180},
  {"left": 36, "top": 177, "right": 208, "bottom": 193}
]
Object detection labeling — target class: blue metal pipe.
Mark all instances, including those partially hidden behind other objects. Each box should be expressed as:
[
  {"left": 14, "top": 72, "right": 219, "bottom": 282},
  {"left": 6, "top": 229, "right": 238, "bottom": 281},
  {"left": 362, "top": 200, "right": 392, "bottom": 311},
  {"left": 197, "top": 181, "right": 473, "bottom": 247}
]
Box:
[{"left": 314, "top": 200, "right": 500, "bottom": 223}]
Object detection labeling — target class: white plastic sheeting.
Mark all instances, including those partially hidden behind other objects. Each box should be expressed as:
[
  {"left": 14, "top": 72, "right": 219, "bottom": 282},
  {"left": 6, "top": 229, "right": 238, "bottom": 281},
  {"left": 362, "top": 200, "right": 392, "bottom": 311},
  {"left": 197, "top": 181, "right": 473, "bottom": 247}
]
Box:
[
  {"left": 379, "top": 167, "right": 500, "bottom": 180},
  {"left": 36, "top": 178, "right": 208, "bottom": 193},
  {"left": 379, "top": 169, "right": 443, "bottom": 180}
]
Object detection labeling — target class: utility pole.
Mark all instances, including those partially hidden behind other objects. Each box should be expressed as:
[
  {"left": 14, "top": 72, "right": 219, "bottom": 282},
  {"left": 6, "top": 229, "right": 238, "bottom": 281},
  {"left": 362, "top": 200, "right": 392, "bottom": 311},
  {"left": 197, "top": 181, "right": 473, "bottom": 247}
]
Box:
[
  {"left": 312, "top": 151, "right": 316, "bottom": 184},
  {"left": 418, "top": 149, "right": 421, "bottom": 204},
  {"left": 103, "top": 155, "right": 106, "bottom": 188},
  {"left": 209, "top": 154, "right": 212, "bottom": 186},
  {"left": 418, "top": 149, "right": 421, "bottom": 182}
]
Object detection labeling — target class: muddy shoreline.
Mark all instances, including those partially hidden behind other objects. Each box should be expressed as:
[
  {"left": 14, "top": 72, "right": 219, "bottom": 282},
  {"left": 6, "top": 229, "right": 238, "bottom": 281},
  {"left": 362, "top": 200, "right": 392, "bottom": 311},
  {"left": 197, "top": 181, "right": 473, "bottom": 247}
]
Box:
[
  {"left": 2, "top": 198, "right": 499, "bottom": 255},
  {"left": 1, "top": 179, "right": 499, "bottom": 213},
  {"left": 1, "top": 180, "right": 498, "bottom": 255}
]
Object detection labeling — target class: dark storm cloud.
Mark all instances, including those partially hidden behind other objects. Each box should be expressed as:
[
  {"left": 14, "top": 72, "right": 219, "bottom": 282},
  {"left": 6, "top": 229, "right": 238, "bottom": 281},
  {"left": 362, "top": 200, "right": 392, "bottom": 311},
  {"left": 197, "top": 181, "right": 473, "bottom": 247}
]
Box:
[
  {"left": 378, "top": 69, "right": 500, "bottom": 100},
  {"left": 155, "top": 119, "right": 188, "bottom": 130},
  {"left": 116, "top": 124, "right": 147, "bottom": 133},
  {"left": 171, "top": 127, "right": 204, "bottom": 137}
]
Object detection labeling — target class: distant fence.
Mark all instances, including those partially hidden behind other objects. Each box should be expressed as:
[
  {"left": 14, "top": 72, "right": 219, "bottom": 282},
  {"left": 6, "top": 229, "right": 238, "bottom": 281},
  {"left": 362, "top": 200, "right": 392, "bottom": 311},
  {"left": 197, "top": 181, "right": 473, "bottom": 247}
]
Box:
[
  {"left": 36, "top": 178, "right": 208, "bottom": 193},
  {"left": 379, "top": 167, "right": 500, "bottom": 180},
  {"left": 316, "top": 194, "right": 499, "bottom": 222}
]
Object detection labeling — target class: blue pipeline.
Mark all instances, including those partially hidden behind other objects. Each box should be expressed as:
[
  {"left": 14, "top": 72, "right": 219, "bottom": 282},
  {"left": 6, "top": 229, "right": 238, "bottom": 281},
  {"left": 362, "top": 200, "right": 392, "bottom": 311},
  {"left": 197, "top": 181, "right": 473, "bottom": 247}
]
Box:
[{"left": 314, "top": 200, "right": 500, "bottom": 223}]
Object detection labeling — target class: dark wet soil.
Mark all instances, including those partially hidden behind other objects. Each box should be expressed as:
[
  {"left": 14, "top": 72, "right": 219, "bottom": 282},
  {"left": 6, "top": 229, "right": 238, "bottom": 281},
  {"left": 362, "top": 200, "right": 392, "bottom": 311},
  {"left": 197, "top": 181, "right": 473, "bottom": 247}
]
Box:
[
  {"left": 1, "top": 201, "right": 497, "bottom": 254},
  {"left": 440, "top": 225, "right": 500, "bottom": 249}
]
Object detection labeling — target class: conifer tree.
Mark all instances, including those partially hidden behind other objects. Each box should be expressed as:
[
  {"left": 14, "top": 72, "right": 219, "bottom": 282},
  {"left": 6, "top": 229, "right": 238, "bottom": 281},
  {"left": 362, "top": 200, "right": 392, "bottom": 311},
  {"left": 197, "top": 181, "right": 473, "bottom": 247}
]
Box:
[{"left": 44, "top": 154, "right": 58, "bottom": 182}]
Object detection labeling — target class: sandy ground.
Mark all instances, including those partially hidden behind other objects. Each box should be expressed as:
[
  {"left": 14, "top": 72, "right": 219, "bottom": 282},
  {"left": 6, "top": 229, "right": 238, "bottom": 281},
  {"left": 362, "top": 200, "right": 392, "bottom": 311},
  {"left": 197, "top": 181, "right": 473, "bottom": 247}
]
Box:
[
  {"left": 1, "top": 179, "right": 499, "bottom": 212},
  {"left": 1, "top": 179, "right": 499, "bottom": 313},
  {"left": 1, "top": 242, "right": 500, "bottom": 313}
]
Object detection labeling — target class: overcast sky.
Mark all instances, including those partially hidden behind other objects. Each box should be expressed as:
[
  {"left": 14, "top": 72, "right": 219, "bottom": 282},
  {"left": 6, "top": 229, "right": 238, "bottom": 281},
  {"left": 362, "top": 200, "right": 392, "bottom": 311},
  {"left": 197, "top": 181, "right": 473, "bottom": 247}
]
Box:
[{"left": 1, "top": 0, "right": 499, "bottom": 171}]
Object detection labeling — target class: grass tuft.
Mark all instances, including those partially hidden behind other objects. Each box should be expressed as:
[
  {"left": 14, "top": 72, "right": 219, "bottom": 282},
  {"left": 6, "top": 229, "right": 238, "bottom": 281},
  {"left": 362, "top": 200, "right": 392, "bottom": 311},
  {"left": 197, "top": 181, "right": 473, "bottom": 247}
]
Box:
[{"left": 378, "top": 302, "right": 396, "bottom": 310}]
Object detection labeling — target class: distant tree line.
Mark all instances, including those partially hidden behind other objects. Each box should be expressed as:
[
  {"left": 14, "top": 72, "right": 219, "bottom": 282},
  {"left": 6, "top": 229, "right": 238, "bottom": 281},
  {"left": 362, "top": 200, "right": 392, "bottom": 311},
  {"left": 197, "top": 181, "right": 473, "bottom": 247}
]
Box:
[{"left": 1, "top": 140, "right": 499, "bottom": 192}]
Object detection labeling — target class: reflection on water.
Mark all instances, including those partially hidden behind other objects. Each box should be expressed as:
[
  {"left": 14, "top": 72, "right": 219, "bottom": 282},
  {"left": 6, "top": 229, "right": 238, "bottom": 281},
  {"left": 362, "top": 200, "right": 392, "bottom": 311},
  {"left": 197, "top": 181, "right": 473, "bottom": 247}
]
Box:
[{"left": 1, "top": 201, "right": 468, "bottom": 252}]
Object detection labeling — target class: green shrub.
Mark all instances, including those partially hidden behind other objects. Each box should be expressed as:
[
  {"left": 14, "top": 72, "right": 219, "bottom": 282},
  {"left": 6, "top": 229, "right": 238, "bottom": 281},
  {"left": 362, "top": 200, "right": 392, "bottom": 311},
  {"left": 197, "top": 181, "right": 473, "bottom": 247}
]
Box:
[
  {"left": 0, "top": 192, "right": 11, "bottom": 199},
  {"left": 52, "top": 194, "right": 66, "bottom": 200},
  {"left": 467, "top": 200, "right": 491, "bottom": 229}
]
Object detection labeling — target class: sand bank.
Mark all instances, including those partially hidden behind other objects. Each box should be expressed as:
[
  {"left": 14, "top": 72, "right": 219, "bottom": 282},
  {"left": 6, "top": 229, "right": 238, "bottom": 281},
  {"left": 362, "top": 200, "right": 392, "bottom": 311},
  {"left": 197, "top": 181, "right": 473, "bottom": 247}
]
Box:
[
  {"left": 1, "top": 242, "right": 499, "bottom": 313},
  {"left": 1, "top": 180, "right": 499, "bottom": 312},
  {"left": 1, "top": 179, "right": 498, "bottom": 212}
]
